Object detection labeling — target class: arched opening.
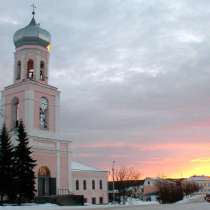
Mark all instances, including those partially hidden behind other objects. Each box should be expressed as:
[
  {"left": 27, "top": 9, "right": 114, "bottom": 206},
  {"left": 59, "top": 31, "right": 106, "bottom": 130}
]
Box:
[
  {"left": 16, "top": 61, "right": 21, "bottom": 80},
  {"left": 38, "top": 166, "right": 51, "bottom": 177},
  {"left": 27, "top": 59, "right": 34, "bottom": 80},
  {"left": 11, "top": 97, "right": 20, "bottom": 128},
  {"left": 40, "top": 61, "right": 45, "bottom": 81},
  {"left": 40, "top": 97, "right": 48, "bottom": 129},
  {"left": 38, "top": 166, "right": 56, "bottom": 196}
]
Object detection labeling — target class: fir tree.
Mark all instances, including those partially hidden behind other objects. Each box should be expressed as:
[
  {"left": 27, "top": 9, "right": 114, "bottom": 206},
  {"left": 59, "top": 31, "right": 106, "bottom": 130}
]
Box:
[
  {"left": 14, "top": 121, "right": 36, "bottom": 204},
  {"left": 0, "top": 124, "right": 15, "bottom": 204}
]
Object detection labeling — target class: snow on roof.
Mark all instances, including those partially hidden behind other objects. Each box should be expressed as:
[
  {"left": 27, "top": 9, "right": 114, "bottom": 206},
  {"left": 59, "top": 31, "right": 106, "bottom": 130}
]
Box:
[
  {"left": 188, "top": 175, "right": 210, "bottom": 181},
  {"left": 71, "top": 161, "right": 108, "bottom": 172}
]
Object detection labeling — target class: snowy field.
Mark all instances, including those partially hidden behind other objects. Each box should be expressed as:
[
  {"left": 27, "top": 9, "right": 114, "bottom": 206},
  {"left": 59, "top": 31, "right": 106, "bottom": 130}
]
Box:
[{"left": 0, "top": 195, "right": 209, "bottom": 210}]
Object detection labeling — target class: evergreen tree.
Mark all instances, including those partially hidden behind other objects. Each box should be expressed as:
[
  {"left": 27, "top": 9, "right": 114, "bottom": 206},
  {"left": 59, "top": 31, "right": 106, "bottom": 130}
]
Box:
[
  {"left": 14, "top": 121, "right": 36, "bottom": 204},
  {"left": 0, "top": 124, "right": 15, "bottom": 204}
]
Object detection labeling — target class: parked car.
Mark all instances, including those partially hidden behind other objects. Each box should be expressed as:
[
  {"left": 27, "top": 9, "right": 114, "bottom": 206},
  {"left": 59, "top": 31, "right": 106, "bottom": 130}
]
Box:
[{"left": 205, "top": 194, "right": 210, "bottom": 202}]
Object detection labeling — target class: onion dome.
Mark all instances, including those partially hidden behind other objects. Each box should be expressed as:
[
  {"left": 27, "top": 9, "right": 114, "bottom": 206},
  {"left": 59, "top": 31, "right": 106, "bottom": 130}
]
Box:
[{"left": 13, "top": 16, "right": 51, "bottom": 48}]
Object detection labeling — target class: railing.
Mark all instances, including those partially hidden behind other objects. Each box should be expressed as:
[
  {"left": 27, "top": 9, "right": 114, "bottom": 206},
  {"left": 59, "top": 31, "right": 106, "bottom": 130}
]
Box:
[{"left": 57, "top": 188, "right": 71, "bottom": 195}]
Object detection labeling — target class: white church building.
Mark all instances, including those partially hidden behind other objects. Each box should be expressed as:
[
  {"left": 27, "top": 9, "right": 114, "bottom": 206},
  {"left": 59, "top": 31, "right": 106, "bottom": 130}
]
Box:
[{"left": 0, "top": 10, "right": 108, "bottom": 204}]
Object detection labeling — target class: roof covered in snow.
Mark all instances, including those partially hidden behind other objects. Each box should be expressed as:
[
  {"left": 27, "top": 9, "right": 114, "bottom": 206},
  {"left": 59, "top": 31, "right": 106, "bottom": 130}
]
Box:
[
  {"left": 71, "top": 161, "right": 108, "bottom": 172},
  {"left": 188, "top": 175, "right": 210, "bottom": 181}
]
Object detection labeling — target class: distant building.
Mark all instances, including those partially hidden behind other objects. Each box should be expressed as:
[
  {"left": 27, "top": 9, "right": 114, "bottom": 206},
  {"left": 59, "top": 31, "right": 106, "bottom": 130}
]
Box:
[
  {"left": 143, "top": 177, "right": 181, "bottom": 201},
  {"left": 184, "top": 176, "right": 210, "bottom": 194},
  {"left": 143, "top": 178, "right": 160, "bottom": 201},
  {"left": 72, "top": 161, "right": 108, "bottom": 204}
]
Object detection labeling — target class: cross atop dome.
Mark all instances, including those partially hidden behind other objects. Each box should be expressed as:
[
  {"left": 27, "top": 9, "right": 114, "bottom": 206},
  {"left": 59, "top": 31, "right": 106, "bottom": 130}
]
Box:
[{"left": 31, "top": 3, "right": 36, "bottom": 17}]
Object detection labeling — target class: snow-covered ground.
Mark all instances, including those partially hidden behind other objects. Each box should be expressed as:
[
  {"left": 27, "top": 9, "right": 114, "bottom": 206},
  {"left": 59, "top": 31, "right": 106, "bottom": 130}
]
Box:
[{"left": 0, "top": 195, "right": 209, "bottom": 210}]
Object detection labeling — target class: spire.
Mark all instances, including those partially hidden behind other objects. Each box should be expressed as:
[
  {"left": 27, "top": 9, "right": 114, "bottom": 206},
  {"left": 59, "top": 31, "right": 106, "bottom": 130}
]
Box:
[{"left": 29, "top": 4, "right": 37, "bottom": 26}]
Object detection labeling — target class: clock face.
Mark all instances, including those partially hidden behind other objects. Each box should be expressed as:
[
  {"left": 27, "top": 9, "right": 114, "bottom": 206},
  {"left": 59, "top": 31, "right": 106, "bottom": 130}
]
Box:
[{"left": 40, "top": 97, "right": 48, "bottom": 111}]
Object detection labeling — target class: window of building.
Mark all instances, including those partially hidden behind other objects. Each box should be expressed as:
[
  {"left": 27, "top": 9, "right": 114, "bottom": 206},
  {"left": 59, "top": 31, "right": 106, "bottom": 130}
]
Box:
[
  {"left": 16, "top": 61, "right": 21, "bottom": 80},
  {"left": 40, "top": 97, "right": 48, "bottom": 129},
  {"left": 99, "top": 197, "right": 103, "bottom": 204},
  {"left": 84, "top": 198, "right": 87, "bottom": 203},
  {"left": 99, "top": 180, "right": 103, "bottom": 189},
  {"left": 40, "top": 61, "right": 45, "bottom": 81},
  {"left": 27, "top": 59, "right": 34, "bottom": 80},
  {"left": 92, "top": 180, "right": 95, "bottom": 190},
  {"left": 92, "top": 197, "right": 96, "bottom": 204},
  {"left": 83, "top": 180, "right": 87, "bottom": 190},
  {"left": 76, "top": 180, "right": 79, "bottom": 191},
  {"left": 11, "top": 97, "right": 20, "bottom": 128}
]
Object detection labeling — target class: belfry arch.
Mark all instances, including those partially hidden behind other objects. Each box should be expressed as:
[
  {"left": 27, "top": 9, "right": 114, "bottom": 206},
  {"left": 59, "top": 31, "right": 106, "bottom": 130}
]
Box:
[{"left": 27, "top": 59, "right": 34, "bottom": 79}]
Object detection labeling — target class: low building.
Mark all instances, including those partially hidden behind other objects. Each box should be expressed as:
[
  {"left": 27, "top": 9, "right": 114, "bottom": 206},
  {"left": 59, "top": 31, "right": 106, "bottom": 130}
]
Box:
[
  {"left": 143, "top": 177, "right": 180, "bottom": 201},
  {"left": 185, "top": 176, "right": 210, "bottom": 194},
  {"left": 143, "top": 178, "right": 160, "bottom": 201},
  {"left": 71, "top": 161, "right": 108, "bottom": 204}
]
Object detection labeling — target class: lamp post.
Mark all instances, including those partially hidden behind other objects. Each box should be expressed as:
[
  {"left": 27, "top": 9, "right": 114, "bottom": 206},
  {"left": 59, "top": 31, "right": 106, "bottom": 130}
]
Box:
[{"left": 112, "top": 160, "right": 115, "bottom": 203}]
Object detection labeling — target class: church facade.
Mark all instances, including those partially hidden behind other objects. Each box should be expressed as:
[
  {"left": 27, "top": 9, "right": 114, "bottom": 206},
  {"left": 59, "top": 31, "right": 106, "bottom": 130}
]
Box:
[{"left": 0, "top": 12, "right": 108, "bottom": 204}]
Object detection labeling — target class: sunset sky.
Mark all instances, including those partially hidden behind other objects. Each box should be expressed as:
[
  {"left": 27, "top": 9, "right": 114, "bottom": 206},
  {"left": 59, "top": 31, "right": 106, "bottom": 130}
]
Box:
[{"left": 1, "top": 0, "right": 210, "bottom": 178}]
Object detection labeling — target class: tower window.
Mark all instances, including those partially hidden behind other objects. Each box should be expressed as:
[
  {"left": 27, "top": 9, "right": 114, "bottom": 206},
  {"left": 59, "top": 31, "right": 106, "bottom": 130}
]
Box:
[
  {"left": 40, "top": 97, "right": 48, "bottom": 129},
  {"left": 40, "top": 61, "right": 45, "bottom": 81},
  {"left": 16, "top": 61, "right": 21, "bottom": 80},
  {"left": 27, "top": 59, "right": 34, "bottom": 80},
  {"left": 11, "top": 97, "right": 20, "bottom": 128}
]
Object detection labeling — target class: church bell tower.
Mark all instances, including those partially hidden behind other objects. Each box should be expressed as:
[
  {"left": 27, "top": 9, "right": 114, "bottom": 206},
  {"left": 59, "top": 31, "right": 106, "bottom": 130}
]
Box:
[{"left": 1, "top": 8, "right": 72, "bottom": 196}]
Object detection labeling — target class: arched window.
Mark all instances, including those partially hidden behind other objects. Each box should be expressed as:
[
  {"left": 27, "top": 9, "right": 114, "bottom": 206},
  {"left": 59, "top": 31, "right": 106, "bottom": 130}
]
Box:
[
  {"left": 11, "top": 97, "right": 20, "bottom": 128},
  {"left": 92, "top": 180, "right": 95, "bottom": 190},
  {"left": 76, "top": 180, "right": 79, "bottom": 191},
  {"left": 40, "top": 97, "right": 48, "bottom": 129},
  {"left": 16, "top": 61, "right": 21, "bottom": 80},
  {"left": 99, "top": 180, "right": 103, "bottom": 189},
  {"left": 83, "top": 180, "right": 87, "bottom": 190},
  {"left": 40, "top": 61, "right": 45, "bottom": 81},
  {"left": 27, "top": 59, "right": 34, "bottom": 80}
]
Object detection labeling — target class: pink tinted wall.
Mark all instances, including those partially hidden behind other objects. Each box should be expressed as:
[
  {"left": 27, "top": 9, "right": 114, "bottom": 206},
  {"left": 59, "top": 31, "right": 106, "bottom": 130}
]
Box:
[
  {"left": 59, "top": 142, "right": 69, "bottom": 189},
  {"left": 32, "top": 140, "right": 57, "bottom": 178}
]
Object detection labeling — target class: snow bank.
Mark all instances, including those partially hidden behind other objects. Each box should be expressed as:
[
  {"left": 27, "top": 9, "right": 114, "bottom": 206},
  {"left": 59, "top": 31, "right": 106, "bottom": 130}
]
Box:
[
  {"left": 126, "top": 198, "right": 159, "bottom": 206},
  {"left": 176, "top": 195, "right": 204, "bottom": 204}
]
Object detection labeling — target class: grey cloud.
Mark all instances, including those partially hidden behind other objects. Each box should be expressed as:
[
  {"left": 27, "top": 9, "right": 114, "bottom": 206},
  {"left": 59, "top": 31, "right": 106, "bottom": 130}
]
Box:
[{"left": 1, "top": 0, "right": 210, "bottom": 175}]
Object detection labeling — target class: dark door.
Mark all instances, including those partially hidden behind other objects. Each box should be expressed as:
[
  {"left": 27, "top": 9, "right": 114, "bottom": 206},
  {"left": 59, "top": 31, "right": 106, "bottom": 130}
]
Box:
[
  {"left": 49, "top": 177, "right": 56, "bottom": 195},
  {"left": 38, "top": 177, "right": 46, "bottom": 196}
]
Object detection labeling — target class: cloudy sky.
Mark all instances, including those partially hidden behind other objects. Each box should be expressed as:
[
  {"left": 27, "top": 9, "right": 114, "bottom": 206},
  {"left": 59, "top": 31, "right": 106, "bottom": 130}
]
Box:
[{"left": 1, "top": 0, "right": 210, "bottom": 178}]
